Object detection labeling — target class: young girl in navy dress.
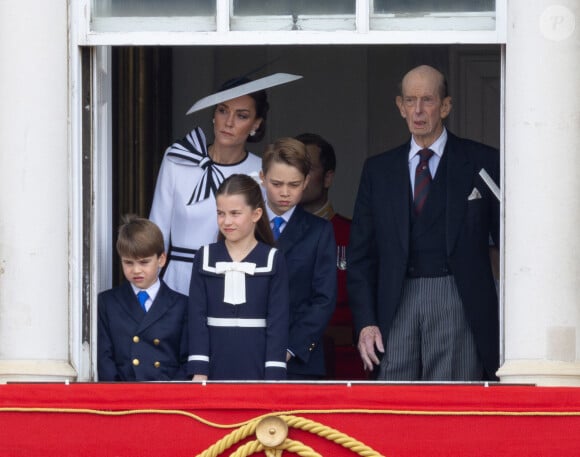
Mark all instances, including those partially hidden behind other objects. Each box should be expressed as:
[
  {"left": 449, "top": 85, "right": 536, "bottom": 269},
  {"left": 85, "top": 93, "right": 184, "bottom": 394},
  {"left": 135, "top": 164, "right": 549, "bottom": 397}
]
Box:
[{"left": 187, "top": 174, "right": 289, "bottom": 380}]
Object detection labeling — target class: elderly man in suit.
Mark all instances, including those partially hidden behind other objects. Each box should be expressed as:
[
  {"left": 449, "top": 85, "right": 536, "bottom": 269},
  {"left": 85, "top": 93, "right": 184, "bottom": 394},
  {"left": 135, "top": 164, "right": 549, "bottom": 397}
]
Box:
[{"left": 348, "top": 65, "right": 500, "bottom": 381}]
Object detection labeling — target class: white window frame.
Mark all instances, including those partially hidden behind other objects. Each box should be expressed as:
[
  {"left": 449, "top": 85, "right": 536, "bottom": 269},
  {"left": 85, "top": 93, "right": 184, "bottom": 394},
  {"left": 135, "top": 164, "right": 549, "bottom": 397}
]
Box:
[
  {"left": 78, "top": 0, "right": 507, "bottom": 45},
  {"left": 70, "top": 0, "right": 506, "bottom": 380}
]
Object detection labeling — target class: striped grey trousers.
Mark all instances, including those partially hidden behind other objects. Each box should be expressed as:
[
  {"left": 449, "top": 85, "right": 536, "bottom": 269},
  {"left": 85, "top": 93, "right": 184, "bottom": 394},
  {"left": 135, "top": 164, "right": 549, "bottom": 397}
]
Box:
[{"left": 378, "top": 275, "right": 483, "bottom": 381}]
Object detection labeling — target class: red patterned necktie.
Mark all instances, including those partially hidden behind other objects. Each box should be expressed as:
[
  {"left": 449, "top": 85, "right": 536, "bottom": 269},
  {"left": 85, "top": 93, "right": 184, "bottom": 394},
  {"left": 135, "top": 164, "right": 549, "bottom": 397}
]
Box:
[{"left": 413, "top": 148, "right": 434, "bottom": 215}]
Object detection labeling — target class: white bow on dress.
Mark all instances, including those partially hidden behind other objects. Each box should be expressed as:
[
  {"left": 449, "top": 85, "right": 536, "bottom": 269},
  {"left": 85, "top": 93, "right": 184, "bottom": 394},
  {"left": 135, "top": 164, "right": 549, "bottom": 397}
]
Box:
[{"left": 215, "top": 261, "right": 256, "bottom": 305}]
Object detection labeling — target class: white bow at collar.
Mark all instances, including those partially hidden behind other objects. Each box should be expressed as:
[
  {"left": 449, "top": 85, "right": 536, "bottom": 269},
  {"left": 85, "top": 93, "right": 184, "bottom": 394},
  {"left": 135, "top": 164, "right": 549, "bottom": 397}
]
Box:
[{"left": 215, "top": 261, "right": 256, "bottom": 305}]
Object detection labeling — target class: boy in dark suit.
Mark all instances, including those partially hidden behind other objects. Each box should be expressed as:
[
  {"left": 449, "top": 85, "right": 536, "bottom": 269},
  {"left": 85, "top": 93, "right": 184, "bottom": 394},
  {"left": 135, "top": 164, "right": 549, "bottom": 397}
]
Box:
[
  {"left": 296, "top": 132, "right": 367, "bottom": 380},
  {"left": 260, "top": 138, "right": 336, "bottom": 380},
  {"left": 98, "top": 215, "right": 188, "bottom": 381}
]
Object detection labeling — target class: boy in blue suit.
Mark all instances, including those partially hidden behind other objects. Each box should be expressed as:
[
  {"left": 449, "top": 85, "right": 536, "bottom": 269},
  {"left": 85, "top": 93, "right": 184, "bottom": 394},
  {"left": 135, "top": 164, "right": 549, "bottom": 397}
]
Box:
[
  {"left": 260, "top": 138, "right": 337, "bottom": 379},
  {"left": 98, "top": 215, "right": 188, "bottom": 381}
]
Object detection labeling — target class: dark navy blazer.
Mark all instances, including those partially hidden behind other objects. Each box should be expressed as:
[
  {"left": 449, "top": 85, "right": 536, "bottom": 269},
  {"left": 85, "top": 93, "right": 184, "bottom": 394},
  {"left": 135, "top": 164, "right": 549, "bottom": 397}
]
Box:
[
  {"left": 278, "top": 205, "right": 337, "bottom": 377},
  {"left": 97, "top": 280, "right": 188, "bottom": 381},
  {"left": 348, "top": 132, "right": 500, "bottom": 380}
]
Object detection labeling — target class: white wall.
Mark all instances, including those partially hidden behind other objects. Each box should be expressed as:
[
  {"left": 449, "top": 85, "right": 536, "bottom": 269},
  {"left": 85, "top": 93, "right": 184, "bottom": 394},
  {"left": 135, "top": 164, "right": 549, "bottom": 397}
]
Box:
[
  {"left": 498, "top": 0, "right": 580, "bottom": 385},
  {"left": 0, "top": 0, "right": 75, "bottom": 380}
]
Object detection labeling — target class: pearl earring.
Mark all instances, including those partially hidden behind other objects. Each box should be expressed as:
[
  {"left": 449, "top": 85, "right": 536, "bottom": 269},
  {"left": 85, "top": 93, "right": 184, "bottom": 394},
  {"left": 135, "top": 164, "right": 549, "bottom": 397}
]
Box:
[{"left": 250, "top": 130, "right": 256, "bottom": 137}]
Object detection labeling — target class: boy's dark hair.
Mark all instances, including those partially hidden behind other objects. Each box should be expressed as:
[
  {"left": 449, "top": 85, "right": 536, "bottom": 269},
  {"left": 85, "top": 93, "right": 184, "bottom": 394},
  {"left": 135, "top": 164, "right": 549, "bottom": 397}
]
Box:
[
  {"left": 216, "top": 76, "right": 269, "bottom": 143},
  {"left": 262, "top": 137, "right": 311, "bottom": 178},
  {"left": 294, "top": 132, "right": 336, "bottom": 174},
  {"left": 116, "top": 215, "right": 165, "bottom": 259},
  {"left": 216, "top": 174, "right": 275, "bottom": 247}
]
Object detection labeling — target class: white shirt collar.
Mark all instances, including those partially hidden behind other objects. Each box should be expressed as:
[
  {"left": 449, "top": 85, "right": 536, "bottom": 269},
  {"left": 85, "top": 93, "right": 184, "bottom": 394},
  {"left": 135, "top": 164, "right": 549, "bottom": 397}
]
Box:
[
  {"left": 265, "top": 203, "right": 296, "bottom": 224},
  {"left": 408, "top": 127, "right": 448, "bottom": 162},
  {"left": 131, "top": 278, "right": 161, "bottom": 303}
]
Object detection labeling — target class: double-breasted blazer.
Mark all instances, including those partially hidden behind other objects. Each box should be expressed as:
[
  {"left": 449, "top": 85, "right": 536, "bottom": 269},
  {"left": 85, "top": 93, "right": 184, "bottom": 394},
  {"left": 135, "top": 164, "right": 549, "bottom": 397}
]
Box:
[
  {"left": 347, "top": 132, "right": 500, "bottom": 379},
  {"left": 97, "top": 280, "right": 188, "bottom": 381}
]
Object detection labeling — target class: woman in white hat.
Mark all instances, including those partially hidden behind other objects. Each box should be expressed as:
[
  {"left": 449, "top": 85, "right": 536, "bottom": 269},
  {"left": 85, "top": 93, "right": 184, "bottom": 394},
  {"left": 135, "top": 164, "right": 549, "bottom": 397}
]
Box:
[{"left": 149, "top": 74, "right": 301, "bottom": 295}]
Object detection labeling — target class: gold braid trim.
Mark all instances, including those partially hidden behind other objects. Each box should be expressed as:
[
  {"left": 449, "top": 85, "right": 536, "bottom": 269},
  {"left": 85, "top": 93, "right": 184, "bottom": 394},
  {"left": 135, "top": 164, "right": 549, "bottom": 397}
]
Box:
[
  {"left": 283, "top": 415, "right": 381, "bottom": 456},
  {"left": 196, "top": 414, "right": 383, "bottom": 457},
  {"left": 196, "top": 420, "right": 258, "bottom": 457},
  {"left": 3, "top": 407, "right": 580, "bottom": 420},
  {"left": 2, "top": 406, "right": 579, "bottom": 456},
  {"left": 229, "top": 438, "right": 321, "bottom": 457}
]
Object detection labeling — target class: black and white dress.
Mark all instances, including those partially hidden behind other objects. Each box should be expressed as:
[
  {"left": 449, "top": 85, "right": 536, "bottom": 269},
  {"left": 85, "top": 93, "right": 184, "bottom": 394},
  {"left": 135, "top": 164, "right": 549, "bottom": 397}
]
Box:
[{"left": 149, "top": 127, "right": 262, "bottom": 295}]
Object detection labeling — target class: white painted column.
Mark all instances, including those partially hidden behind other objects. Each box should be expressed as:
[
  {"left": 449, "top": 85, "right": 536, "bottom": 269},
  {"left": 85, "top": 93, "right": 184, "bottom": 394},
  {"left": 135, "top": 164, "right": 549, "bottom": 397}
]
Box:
[
  {"left": 0, "top": 1, "right": 76, "bottom": 381},
  {"left": 498, "top": 1, "right": 580, "bottom": 385}
]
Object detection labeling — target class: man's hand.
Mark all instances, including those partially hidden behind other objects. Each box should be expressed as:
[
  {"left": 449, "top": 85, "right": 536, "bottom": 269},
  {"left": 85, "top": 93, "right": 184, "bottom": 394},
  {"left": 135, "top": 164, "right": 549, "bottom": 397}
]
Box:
[
  {"left": 192, "top": 374, "right": 208, "bottom": 381},
  {"left": 357, "top": 325, "right": 384, "bottom": 371}
]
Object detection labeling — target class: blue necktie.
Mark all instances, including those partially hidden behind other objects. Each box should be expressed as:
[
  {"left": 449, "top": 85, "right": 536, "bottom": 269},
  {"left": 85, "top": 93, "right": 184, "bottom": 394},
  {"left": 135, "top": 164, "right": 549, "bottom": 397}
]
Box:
[
  {"left": 137, "top": 290, "right": 149, "bottom": 312},
  {"left": 272, "top": 216, "right": 285, "bottom": 240}
]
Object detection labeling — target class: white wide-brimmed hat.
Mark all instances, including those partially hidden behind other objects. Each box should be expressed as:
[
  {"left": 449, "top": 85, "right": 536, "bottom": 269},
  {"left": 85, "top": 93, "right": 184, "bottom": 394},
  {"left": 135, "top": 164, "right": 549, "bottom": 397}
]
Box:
[{"left": 186, "top": 72, "right": 303, "bottom": 115}]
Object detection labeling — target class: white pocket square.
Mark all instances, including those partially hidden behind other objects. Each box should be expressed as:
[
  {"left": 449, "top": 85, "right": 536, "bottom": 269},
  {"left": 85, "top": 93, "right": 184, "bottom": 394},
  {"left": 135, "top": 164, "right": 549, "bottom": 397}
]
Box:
[{"left": 467, "top": 187, "right": 482, "bottom": 201}]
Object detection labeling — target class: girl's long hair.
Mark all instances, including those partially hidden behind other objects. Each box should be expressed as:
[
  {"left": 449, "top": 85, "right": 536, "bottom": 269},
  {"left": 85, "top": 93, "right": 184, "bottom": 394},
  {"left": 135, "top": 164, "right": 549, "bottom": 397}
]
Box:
[{"left": 216, "top": 174, "right": 275, "bottom": 247}]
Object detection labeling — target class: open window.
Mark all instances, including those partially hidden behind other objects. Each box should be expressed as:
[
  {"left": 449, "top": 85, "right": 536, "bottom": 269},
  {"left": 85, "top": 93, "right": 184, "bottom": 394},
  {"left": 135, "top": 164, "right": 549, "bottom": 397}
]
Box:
[{"left": 72, "top": 1, "right": 505, "bottom": 380}]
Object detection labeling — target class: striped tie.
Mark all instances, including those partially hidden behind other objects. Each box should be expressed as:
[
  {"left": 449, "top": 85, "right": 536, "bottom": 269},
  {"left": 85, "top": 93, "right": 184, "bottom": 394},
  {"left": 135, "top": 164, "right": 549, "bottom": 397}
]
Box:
[{"left": 413, "top": 148, "right": 434, "bottom": 215}]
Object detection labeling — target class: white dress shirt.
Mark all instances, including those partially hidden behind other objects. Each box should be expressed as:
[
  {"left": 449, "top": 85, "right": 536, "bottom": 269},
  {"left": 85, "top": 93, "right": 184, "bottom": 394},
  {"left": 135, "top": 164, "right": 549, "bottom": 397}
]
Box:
[
  {"left": 265, "top": 204, "right": 296, "bottom": 236},
  {"left": 131, "top": 279, "right": 161, "bottom": 312}
]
